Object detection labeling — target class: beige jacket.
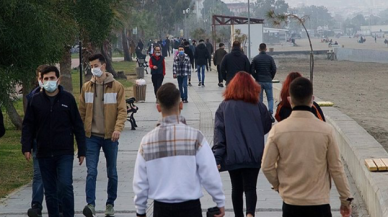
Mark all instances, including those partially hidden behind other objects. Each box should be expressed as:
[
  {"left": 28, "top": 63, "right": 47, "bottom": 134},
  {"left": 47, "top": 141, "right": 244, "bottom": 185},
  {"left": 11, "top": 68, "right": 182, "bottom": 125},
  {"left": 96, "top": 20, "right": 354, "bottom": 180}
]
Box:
[
  {"left": 262, "top": 110, "right": 352, "bottom": 207},
  {"left": 79, "top": 72, "right": 127, "bottom": 139}
]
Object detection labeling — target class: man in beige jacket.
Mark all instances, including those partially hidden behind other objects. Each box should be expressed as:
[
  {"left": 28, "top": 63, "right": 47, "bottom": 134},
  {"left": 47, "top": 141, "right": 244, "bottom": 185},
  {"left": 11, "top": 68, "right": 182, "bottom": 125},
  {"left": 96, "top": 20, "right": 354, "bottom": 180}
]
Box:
[{"left": 262, "top": 77, "right": 353, "bottom": 217}]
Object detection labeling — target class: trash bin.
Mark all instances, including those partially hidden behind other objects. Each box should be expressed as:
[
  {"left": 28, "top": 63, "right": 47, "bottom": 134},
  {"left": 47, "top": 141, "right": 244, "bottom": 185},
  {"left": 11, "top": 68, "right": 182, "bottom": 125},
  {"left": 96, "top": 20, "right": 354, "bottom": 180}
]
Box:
[
  {"left": 136, "top": 67, "right": 144, "bottom": 79},
  {"left": 134, "top": 79, "right": 146, "bottom": 102}
]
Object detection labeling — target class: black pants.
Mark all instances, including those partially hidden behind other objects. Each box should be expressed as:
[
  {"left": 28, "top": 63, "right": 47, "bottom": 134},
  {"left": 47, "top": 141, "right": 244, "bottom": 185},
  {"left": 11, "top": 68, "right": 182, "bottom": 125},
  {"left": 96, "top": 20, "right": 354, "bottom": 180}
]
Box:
[
  {"left": 153, "top": 199, "right": 202, "bottom": 217},
  {"left": 208, "top": 57, "right": 212, "bottom": 70},
  {"left": 152, "top": 74, "right": 164, "bottom": 97},
  {"left": 228, "top": 168, "right": 260, "bottom": 217},
  {"left": 216, "top": 65, "right": 223, "bottom": 83},
  {"left": 282, "top": 202, "right": 332, "bottom": 217}
]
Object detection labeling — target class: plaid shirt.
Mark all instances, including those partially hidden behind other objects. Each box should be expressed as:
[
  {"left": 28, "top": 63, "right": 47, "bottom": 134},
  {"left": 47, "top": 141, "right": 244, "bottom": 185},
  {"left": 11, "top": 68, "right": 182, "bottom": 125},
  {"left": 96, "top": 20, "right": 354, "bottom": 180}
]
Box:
[
  {"left": 173, "top": 54, "right": 192, "bottom": 77},
  {"left": 140, "top": 115, "right": 202, "bottom": 161}
]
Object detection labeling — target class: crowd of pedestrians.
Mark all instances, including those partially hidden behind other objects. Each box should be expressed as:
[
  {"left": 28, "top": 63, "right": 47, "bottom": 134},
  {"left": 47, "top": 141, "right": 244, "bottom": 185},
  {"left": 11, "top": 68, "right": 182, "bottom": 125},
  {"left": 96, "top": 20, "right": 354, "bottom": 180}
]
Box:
[{"left": 15, "top": 35, "right": 354, "bottom": 217}]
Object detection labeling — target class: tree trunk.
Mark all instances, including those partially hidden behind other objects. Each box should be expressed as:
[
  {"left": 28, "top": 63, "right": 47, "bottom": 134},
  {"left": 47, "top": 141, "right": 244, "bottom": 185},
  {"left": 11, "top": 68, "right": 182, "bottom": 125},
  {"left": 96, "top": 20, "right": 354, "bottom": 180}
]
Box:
[
  {"left": 4, "top": 99, "right": 22, "bottom": 130},
  {"left": 59, "top": 47, "right": 73, "bottom": 93},
  {"left": 101, "top": 40, "right": 117, "bottom": 78},
  {"left": 122, "top": 29, "right": 131, "bottom": 61}
]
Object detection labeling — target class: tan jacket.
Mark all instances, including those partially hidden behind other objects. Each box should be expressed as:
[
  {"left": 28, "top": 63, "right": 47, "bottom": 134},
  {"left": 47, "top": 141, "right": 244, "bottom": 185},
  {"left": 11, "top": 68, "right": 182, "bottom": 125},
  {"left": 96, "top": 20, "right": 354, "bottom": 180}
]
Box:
[
  {"left": 262, "top": 109, "right": 352, "bottom": 207},
  {"left": 79, "top": 73, "right": 127, "bottom": 139}
]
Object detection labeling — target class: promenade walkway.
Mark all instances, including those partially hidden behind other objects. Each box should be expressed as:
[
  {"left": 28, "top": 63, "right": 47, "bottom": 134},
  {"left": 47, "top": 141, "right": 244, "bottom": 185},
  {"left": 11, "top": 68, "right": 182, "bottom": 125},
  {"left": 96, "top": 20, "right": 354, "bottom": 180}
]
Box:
[{"left": 0, "top": 56, "right": 367, "bottom": 216}]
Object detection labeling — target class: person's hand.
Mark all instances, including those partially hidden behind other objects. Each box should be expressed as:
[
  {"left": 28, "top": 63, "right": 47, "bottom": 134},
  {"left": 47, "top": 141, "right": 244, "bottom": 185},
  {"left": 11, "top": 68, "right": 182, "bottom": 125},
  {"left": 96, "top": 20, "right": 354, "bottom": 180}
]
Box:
[
  {"left": 340, "top": 205, "right": 352, "bottom": 217},
  {"left": 153, "top": 66, "right": 158, "bottom": 69},
  {"left": 24, "top": 152, "right": 31, "bottom": 161},
  {"left": 173, "top": 74, "right": 177, "bottom": 79},
  {"left": 111, "top": 131, "right": 121, "bottom": 142},
  {"left": 217, "top": 164, "right": 221, "bottom": 170},
  {"left": 79, "top": 156, "right": 85, "bottom": 165},
  {"left": 214, "top": 207, "right": 225, "bottom": 217}
]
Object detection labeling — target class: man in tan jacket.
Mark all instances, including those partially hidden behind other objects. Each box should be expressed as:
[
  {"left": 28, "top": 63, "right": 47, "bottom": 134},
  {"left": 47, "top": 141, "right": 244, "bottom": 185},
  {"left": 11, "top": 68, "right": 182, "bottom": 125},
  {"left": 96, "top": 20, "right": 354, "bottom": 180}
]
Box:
[
  {"left": 79, "top": 54, "right": 127, "bottom": 217},
  {"left": 262, "top": 77, "right": 353, "bottom": 217}
]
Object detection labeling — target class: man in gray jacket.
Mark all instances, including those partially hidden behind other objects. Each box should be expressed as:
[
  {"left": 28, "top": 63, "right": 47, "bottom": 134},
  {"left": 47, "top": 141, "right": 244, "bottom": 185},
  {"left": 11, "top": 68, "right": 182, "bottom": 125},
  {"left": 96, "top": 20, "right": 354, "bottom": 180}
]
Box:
[{"left": 251, "top": 43, "right": 277, "bottom": 122}]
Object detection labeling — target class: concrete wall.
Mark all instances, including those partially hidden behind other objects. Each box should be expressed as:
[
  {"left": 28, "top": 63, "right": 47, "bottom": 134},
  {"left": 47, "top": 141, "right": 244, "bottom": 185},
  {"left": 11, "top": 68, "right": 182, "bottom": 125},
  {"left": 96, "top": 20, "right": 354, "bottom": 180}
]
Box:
[
  {"left": 273, "top": 84, "right": 388, "bottom": 217},
  {"left": 334, "top": 48, "right": 388, "bottom": 64},
  {"left": 268, "top": 50, "right": 329, "bottom": 60}
]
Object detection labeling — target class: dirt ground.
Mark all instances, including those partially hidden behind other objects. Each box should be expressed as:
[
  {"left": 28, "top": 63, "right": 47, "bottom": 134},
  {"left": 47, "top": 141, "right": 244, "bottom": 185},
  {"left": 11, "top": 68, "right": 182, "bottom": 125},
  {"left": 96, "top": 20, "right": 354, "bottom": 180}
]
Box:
[{"left": 275, "top": 57, "right": 388, "bottom": 151}]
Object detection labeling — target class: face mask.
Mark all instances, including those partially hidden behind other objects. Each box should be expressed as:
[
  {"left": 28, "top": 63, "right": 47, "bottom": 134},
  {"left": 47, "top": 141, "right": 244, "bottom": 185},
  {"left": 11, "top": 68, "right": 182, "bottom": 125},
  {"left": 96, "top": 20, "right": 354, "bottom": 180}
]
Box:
[
  {"left": 43, "top": 80, "right": 58, "bottom": 93},
  {"left": 155, "top": 52, "right": 161, "bottom": 56},
  {"left": 38, "top": 80, "right": 43, "bottom": 88},
  {"left": 91, "top": 67, "right": 103, "bottom": 77},
  {"left": 179, "top": 51, "right": 185, "bottom": 55}
]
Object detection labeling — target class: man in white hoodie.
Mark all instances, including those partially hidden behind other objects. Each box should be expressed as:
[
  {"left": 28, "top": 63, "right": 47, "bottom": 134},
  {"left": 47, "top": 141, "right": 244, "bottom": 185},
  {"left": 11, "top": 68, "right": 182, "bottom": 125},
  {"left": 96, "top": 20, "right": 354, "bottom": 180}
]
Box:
[{"left": 133, "top": 83, "right": 225, "bottom": 217}]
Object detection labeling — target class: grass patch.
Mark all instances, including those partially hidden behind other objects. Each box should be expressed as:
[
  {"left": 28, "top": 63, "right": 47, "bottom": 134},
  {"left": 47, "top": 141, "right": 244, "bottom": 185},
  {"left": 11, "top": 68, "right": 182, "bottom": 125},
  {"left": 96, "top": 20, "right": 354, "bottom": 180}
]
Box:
[{"left": 0, "top": 60, "right": 136, "bottom": 199}]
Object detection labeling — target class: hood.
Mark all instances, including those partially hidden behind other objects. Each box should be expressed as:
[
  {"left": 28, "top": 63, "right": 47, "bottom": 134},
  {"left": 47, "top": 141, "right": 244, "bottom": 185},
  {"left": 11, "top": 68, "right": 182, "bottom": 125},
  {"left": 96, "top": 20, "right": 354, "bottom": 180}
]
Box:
[
  {"left": 231, "top": 47, "right": 243, "bottom": 57},
  {"left": 91, "top": 72, "right": 115, "bottom": 84},
  {"left": 197, "top": 43, "right": 207, "bottom": 50}
]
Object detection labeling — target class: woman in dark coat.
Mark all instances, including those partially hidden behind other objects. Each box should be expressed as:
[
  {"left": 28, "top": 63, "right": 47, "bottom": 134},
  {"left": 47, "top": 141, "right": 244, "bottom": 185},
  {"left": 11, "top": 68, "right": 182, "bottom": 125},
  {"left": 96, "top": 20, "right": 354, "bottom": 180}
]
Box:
[{"left": 213, "top": 71, "right": 272, "bottom": 217}]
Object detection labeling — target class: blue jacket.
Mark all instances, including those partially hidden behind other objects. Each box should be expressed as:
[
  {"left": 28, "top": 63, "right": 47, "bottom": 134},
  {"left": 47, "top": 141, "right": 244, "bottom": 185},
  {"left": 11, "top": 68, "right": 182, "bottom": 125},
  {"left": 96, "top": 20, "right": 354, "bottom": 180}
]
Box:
[
  {"left": 21, "top": 86, "right": 86, "bottom": 158},
  {"left": 213, "top": 100, "right": 272, "bottom": 171}
]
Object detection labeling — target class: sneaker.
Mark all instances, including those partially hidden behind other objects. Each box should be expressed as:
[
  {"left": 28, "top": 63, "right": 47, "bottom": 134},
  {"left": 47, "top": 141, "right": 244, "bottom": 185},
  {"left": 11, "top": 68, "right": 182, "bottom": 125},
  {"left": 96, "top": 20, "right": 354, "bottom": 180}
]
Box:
[
  {"left": 218, "top": 83, "right": 224, "bottom": 87},
  {"left": 188, "top": 82, "right": 192, "bottom": 86},
  {"left": 83, "top": 204, "right": 96, "bottom": 217},
  {"left": 198, "top": 82, "right": 201, "bottom": 86},
  {"left": 27, "top": 204, "right": 42, "bottom": 217},
  {"left": 105, "top": 204, "right": 115, "bottom": 217},
  {"left": 202, "top": 83, "right": 205, "bottom": 87},
  {"left": 183, "top": 100, "right": 188, "bottom": 103}
]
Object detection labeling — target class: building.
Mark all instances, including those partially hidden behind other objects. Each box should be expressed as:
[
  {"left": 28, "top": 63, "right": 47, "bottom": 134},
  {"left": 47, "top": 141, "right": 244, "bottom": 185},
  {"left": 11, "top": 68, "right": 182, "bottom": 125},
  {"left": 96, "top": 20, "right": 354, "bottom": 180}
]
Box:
[{"left": 226, "top": 3, "right": 248, "bottom": 15}]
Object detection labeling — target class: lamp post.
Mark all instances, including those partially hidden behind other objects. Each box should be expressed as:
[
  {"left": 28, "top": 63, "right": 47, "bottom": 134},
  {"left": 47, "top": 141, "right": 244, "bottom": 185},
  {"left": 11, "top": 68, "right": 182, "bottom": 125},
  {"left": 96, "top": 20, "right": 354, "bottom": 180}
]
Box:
[
  {"left": 248, "top": 0, "right": 251, "bottom": 59},
  {"left": 183, "top": 8, "right": 190, "bottom": 39}
]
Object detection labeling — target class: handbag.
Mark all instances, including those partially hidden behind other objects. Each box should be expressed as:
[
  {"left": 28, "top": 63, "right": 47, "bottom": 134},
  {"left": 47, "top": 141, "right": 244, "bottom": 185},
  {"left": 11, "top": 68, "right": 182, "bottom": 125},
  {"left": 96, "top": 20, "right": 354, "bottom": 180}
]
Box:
[{"left": 206, "top": 206, "right": 220, "bottom": 217}]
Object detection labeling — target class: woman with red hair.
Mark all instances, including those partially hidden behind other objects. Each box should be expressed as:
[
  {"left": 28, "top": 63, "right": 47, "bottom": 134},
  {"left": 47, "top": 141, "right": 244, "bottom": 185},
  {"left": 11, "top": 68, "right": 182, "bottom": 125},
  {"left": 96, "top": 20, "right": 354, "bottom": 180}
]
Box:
[
  {"left": 275, "top": 72, "right": 325, "bottom": 122},
  {"left": 213, "top": 71, "right": 272, "bottom": 217}
]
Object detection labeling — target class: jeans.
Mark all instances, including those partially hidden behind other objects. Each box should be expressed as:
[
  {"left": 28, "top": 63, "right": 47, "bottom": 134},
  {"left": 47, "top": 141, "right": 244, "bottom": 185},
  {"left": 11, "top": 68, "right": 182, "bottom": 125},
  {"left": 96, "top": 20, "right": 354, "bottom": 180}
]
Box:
[
  {"left": 216, "top": 65, "right": 223, "bottom": 83},
  {"left": 282, "top": 202, "right": 332, "bottom": 217},
  {"left": 197, "top": 65, "right": 206, "bottom": 84},
  {"left": 38, "top": 155, "right": 74, "bottom": 217},
  {"left": 152, "top": 74, "right": 164, "bottom": 96},
  {"left": 32, "top": 140, "right": 44, "bottom": 209},
  {"left": 177, "top": 76, "right": 188, "bottom": 101},
  {"left": 153, "top": 199, "right": 202, "bottom": 217},
  {"left": 228, "top": 168, "right": 260, "bottom": 217},
  {"left": 85, "top": 136, "right": 118, "bottom": 206},
  {"left": 259, "top": 82, "right": 274, "bottom": 114}
]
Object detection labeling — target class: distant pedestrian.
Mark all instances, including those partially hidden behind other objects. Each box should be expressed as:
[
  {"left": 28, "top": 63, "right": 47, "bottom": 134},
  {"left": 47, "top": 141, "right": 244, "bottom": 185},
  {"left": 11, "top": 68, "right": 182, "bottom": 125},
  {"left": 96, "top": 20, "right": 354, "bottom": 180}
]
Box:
[
  {"left": 213, "top": 43, "right": 228, "bottom": 87},
  {"left": 22, "top": 65, "right": 86, "bottom": 217},
  {"left": 138, "top": 39, "right": 144, "bottom": 51},
  {"left": 184, "top": 41, "right": 194, "bottom": 86},
  {"left": 220, "top": 41, "right": 250, "bottom": 84},
  {"left": 165, "top": 36, "right": 171, "bottom": 57},
  {"left": 161, "top": 39, "right": 168, "bottom": 57},
  {"left": 251, "top": 43, "right": 277, "bottom": 122},
  {"left": 194, "top": 39, "right": 210, "bottom": 86},
  {"left": 80, "top": 54, "right": 127, "bottom": 217},
  {"left": 0, "top": 109, "right": 4, "bottom": 138},
  {"left": 173, "top": 45, "right": 192, "bottom": 103},
  {"left": 149, "top": 46, "right": 166, "bottom": 99},
  {"left": 275, "top": 72, "right": 325, "bottom": 122},
  {"left": 262, "top": 77, "right": 353, "bottom": 217},
  {"left": 173, "top": 38, "right": 180, "bottom": 56},
  {"left": 213, "top": 72, "right": 272, "bottom": 217},
  {"left": 133, "top": 83, "right": 225, "bottom": 217},
  {"left": 206, "top": 39, "right": 214, "bottom": 71}
]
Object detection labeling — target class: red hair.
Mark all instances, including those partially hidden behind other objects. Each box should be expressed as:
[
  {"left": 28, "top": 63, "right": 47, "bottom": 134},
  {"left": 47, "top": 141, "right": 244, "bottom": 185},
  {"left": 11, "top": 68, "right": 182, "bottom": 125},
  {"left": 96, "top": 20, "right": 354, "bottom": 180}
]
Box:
[
  {"left": 224, "top": 71, "right": 261, "bottom": 104},
  {"left": 280, "top": 72, "right": 302, "bottom": 108}
]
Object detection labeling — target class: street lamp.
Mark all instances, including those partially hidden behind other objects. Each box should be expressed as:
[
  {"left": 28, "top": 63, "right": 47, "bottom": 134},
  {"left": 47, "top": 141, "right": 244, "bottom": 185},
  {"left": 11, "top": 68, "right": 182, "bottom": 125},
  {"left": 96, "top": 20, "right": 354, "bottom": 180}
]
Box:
[
  {"left": 183, "top": 8, "right": 190, "bottom": 39},
  {"left": 248, "top": 0, "right": 251, "bottom": 59}
]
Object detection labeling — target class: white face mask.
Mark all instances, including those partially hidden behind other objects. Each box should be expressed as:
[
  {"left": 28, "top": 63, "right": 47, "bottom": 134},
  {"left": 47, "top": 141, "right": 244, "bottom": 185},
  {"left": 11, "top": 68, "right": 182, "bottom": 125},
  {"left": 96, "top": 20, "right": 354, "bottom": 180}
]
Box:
[
  {"left": 91, "top": 67, "right": 103, "bottom": 77},
  {"left": 38, "top": 80, "right": 44, "bottom": 88},
  {"left": 155, "top": 52, "right": 161, "bottom": 56},
  {"left": 43, "top": 80, "right": 58, "bottom": 93}
]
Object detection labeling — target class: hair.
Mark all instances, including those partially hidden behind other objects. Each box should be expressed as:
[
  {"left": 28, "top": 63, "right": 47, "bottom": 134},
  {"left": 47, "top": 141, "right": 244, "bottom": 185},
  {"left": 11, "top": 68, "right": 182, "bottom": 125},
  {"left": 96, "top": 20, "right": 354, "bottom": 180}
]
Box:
[
  {"left": 154, "top": 46, "right": 161, "bottom": 51},
  {"left": 178, "top": 45, "right": 185, "bottom": 49},
  {"left": 280, "top": 72, "right": 302, "bottom": 108},
  {"left": 156, "top": 83, "right": 181, "bottom": 110},
  {"left": 232, "top": 41, "right": 241, "bottom": 48},
  {"left": 259, "top": 43, "right": 267, "bottom": 50},
  {"left": 289, "top": 77, "right": 313, "bottom": 106},
  {"left": 183, "top": 41, "right": 190, "bottom": 46},
  {"left": 206, "top": 39, "right": 210, "bottom": 42},
  {"left": 199, "top": 39, "right": 204, "bottom": 43},
  {"left": 41, "top": 65, "right": 60, "bottom": 78},
  {"left": 219, "top": 43, "right": 224, "bottom": 47},
  {"left": 223, "top": 71, "right": 261, "bottom": 104},
  {"left": 36, "top": 64, "right": 48, "bottom": 77},
  {"left": 89, "top": 53, "right": 106, "bottom": 64}
]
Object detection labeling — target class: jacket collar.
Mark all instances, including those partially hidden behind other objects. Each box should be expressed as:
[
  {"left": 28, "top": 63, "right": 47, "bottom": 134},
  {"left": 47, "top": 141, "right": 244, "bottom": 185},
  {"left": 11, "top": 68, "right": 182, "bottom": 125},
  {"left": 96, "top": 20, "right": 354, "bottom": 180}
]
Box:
[
  {"left": 292, "top": 105, "right": 312, "bottom": 111},
  {"left": 157, "top": 115, "right": 187, "bottom": 126},
  {"left": 260, "top": 51, "right": 266, "bottom": 54},
  {"left": 42, "top": 85, "right": 63, "bottom": 98},
  {"left": 290, "top": 107, "right": 316, "bottom": 119}
]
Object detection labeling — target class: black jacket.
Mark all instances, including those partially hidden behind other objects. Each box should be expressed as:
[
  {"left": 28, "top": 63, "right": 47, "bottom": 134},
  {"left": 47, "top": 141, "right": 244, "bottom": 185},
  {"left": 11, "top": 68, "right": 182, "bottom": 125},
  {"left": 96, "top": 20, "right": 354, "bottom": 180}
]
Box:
[
  {"left": 213, "top": 100, "right": 272, "bottom": 171},
  {"left": 0, "top": 109, "right": 5, "bottom": 138},
  {"left": 184, "top": 46, "right": 194, "bottom": 69},
  {"left": 213, "top": 48, "right": 227, "bottom": 66},
  {"left": 194, "top": 43, "right": 210, "bottom": 66},
  {"left": 21, "top": 86, "right": 86, "bottom": 158},
  {"left": 251, "top": 51, "right": 277, "bottom": 82},
  {"left": 220, "top": 47, "right": 250, "bottom": 83},
  {"left": 206, "top": 42, "right": 214, "bottom": 55}
]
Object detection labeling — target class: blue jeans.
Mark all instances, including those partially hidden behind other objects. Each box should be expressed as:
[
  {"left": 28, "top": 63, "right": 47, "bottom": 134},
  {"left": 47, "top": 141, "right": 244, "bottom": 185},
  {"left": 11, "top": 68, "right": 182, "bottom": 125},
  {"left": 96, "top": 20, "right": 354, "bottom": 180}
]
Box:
[
  {"left": 259, "top": 82, "right": 274, "bottom": 114},
  {"left": 38, "top": 155, "right": 74, "bottom": 217},
  {"left": 177, "top": 76, "right": 188, "bottom": 101},
  {"left": 197, "top": 65, "right": 206, "bottom": 84},
  {"left": 32, "top": 140, "right": 44, "bottom": 209},
  {"left": 85, "top": 136, "right": 118, "bottom": 206}
]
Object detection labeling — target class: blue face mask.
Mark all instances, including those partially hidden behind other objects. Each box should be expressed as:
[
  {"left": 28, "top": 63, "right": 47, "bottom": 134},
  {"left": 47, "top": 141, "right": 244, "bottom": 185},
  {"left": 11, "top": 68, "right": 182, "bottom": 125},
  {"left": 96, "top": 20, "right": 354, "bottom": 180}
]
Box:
[
  {"left": 43, "top": 80, "right": 58, "bottom": 93},
  {"left": 179, "top": 51, "right": 185, "bottom": 55}
]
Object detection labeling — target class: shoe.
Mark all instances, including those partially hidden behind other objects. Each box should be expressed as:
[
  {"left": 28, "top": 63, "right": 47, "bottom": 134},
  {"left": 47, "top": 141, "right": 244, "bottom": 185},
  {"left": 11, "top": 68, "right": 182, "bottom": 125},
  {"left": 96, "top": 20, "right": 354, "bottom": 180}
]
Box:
[
  {"left": 27, "top": 204, "right": 42, "bottom": 217},
  {"left": 218, "top": 83, "right": 224, "bottom": 87},
  {"left": 188, "top": 82, "right": 192, "bottom": 86},
  {"left": 183, "top": 100, "right": 188, "bottom": 103},
  {"left": 198, "top": 82, "right": 201, "bottom": 86},
  {"left": 105, "top": 204, "right": 115, "bottom": 217},
  {"left": 202, "top": 83, "right": 205, "bottom": 87},
  {"left": 83, "top": 204, "right": 96, "bottom": 217},
  {"left": 271, "top": 115, "right": 275, "bottom": 123}
]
